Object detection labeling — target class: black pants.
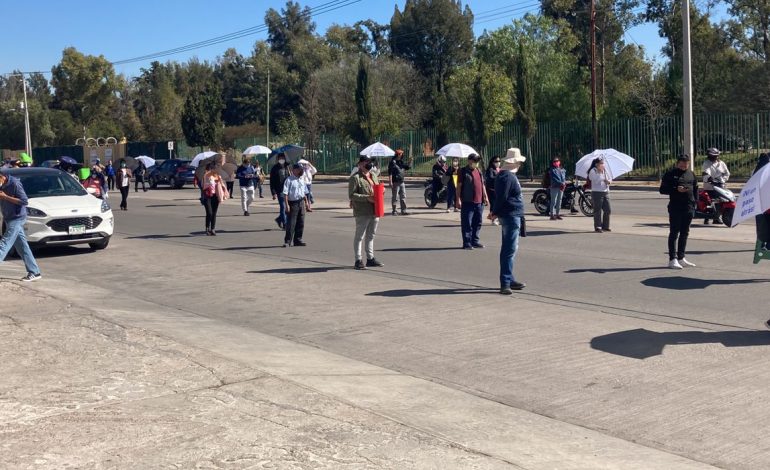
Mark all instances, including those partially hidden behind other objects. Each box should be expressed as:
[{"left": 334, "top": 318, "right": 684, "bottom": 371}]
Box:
[
  {"left": 135, "top": 176, "right": 146, "bottom": 192},
  {"left": 119, "top": 186, "right": 129, "bottom": 209},
  {"left": 204, "top": 196, "right": 220, "bottom": 230},
  {"left": 107, "top": 175, "right": 115, "bottom": 190},
  {"left": 431, "top": 179, "right": 443, "bottom": 207},
  {"left": 285, "top": 200, "right": 305, "bottom": 244},
  {"left": 226, "top": 181, "right": 234, "bottom": 198},
  {"left": 668, "top": 208, "right": 694, "bottom": 260}
]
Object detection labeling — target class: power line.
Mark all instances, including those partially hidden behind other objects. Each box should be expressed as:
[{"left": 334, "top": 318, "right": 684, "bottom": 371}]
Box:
[{"left": 111, "top": 0, "right": 360, "bottom": 66}]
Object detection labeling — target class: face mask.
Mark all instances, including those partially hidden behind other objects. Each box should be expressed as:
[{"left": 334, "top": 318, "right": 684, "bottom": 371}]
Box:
[
  {"left": 469, "top": 162, "right": 478, "bottom": 169},
  {"left": 553, "top": 161, "right": 561, "bottom": 168},
  {"left": 120, "top": 164, "right": 126, "bottom": 168},
  {"left": 364, "top": 163, "right": 373, "bottom": 171},
  {"left": 278, "top": 159, "right": 285, "bottom": 165},
  {"left": 492, "top": 162, "right": 500, "bottom": 168}
]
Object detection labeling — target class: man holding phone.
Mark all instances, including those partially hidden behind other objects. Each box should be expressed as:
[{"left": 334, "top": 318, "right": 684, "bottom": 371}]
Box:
[{"left": 660, "top": 155, "right": 698, "bottom": 269}]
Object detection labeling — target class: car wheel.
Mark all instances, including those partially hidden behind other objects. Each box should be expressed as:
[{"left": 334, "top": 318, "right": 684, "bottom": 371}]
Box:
[
  {"left": 89, "top": 237, "right": 110, "bottom": 250},
  {"left": 168, "top": 176, "right": 176, "bottom": 188}
]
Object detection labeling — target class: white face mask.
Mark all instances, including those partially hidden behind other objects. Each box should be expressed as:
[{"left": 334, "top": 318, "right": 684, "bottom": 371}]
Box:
[{"left": 278, "top": 159, "right": 285, "bottom": 165}]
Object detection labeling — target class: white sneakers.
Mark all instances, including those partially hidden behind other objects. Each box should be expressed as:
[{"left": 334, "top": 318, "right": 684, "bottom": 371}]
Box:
[
  {"left": 669, "top": 258, "right": 696, "bottom": 269},
  {"left": 668, "top": 259, "right": 683, "bottom": 269}
]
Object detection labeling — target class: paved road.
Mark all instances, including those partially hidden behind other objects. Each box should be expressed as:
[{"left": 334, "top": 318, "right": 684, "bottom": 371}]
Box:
[{"left": 11, "top": 180, "right": 770, "bottom": 468}]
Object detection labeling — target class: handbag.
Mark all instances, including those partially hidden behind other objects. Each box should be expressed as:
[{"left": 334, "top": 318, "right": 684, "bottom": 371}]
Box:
[{"left": 204, "top": 184, "right": 216, "bottom": 197}]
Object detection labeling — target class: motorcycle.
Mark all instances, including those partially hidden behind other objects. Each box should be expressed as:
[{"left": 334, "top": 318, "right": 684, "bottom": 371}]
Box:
[
  {"left": 696, "top": 180, "right": 736, "bottom": 227},
  {"left": 531, "top": 177, "right": 593, "bottom": 217},
  {"left": 424, "top": 178, "right": 447, "bottom": 208}
]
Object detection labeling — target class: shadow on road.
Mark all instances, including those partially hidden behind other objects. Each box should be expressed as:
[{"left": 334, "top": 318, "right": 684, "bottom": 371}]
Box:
[
  {"left": 591, "top": 328, "right": 770, "bottom": 359},
  {"left": 685, "top": 249, "right": 755, "bottom": 255},
  {"left": 566, "top": 267, "right": 664, "bottom": 274},
  {"left": 423, "top": 224, "right": 459, "bottom": 228},
  {"left": 641, "top": 276, "right": 770, "bottom": 290},
  {"left": 125, "top": 233, "right": 199, "bottom": 239},
  {"left": 366, "top": 288, "right": 498, "bottom": 297},
  {"left": 248, "top": 266, "right": 347, "bottom": 274},
  {"left": 215, "top": 245, "right": 284, "bottom": 251},
  {"left": 145, "top": 204, "right": 185, "bottom": 208},
  {"left": 380, "top": 247, "right": 463, "bottom": 252},
  {"left": 525, "top": 230, "right": 578, "bottom": 236}
]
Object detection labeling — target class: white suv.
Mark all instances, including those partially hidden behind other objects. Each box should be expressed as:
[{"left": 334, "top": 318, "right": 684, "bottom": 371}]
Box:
[{"left": 1, "top": 168, "right": 114, "bottom": 250}]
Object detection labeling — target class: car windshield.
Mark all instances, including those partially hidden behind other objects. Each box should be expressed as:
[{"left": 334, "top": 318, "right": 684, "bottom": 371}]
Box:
[{"left": 17, "top": 173, "right": 88, "bottom": 198}]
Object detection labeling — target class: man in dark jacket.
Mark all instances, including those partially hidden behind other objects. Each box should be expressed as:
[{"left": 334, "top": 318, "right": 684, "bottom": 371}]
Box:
[
  {"left": 270, "top": 153, "right": 290, "bottom": 228},
  {"left": 388, "top": 149, "right": 411, "bottom": 215},
  {"left": 489, "top": 149, "right": 526, "bottom": 294},
  {"left": 430, "top": 155, "right": 447, "bottom": 209},
  {"left": 660, "top": 155, "right": 698, "bottom": 269},
  {"left": 485, "top": 156, "right": 501, "bottom": 225},
  {"left": 0, "top": 169, "right": 41, "bottom": 281}
]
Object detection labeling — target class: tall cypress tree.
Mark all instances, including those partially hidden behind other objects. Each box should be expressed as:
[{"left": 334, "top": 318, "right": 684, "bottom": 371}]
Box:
[
  {"left": 515, "top": 40, "right": 536, "bottom": 178},
  {"left": 352, "top": 56, "right": 373, "bottom": 147}
]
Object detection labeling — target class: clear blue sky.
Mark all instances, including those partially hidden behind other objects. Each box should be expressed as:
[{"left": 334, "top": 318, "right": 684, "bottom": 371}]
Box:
[{"left": 1, "top": 0, "right": 667, "bottom": 78}]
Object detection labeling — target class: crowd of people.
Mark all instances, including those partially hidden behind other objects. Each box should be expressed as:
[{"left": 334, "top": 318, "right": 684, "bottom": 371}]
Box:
[{"left": 0, "top": 145, "right": 764, "bottom": 299}]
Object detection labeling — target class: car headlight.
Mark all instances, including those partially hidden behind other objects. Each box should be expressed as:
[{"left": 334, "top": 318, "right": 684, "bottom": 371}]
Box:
[
  {"left": 101, "top": 199, "right": 111, "bottom": 213},
  {"left": 27, "top": 207, "right": 47, "bottom": 217}
]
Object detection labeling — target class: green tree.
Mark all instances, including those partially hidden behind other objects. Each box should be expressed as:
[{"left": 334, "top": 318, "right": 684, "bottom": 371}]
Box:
[
  {"left": 135, "top": 61, "right": 183, "bottom": 140},
  {"left": 352, "top": 56, "right": 374, "bottom": 146},
  {"left": 50, "top": 47, "right": 120, "bottom": 137},
  {"left": 181, "top": 82, "right": 223, "bottom": 149},
  {"left": 276, "top": 111, "right": 302, "bottom": 144},
  {"left": 447, "top": 62, "right": 515, "bottom": 152},
  {"left": 724, "top": 0, "right": 770, "bottom": 61},
  {"left": 514, "top": 40, "right": 537, "bottom": 178}
]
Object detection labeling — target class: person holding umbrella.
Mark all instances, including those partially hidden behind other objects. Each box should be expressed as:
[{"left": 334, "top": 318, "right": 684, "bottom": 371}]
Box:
[
  {"left": 270, "top": 153, "right": 290, "bottom": 229},
  {"left": 388, "top": 149, "right": 411, "bottom": 215},
  {"left": 660, "top": 155, "right": 698, "bottom": 269},
  {"left": 298, "top": 158, "right": 317, "bottom": 208},
  {"left": 488, "top": 148, "right": 527, "bottom": 294},
  {"left": 134, "top": 160, "right": 148, "bottom": 192},
  {"left": 349, "top": 155, "right": 384, "bottom": 270},
  {"left": 587, "top": 158, "right": 612, "bottom": 232},
  {"left": 455, "top": 153, "right": 489, "bottom": 249}
]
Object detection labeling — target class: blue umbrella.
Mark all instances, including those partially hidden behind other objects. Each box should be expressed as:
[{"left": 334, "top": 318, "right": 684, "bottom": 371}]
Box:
[
  {"left": 268, "top": 145, "right": 304, "bottom": 165},
  {"left": 60, "top": 156, "right": 78, "bottom": 165}
]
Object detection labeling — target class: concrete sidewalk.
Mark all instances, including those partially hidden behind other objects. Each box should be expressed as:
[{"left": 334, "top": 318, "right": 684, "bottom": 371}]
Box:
[{"left": 3, "top": 272, "right": 720, "bottom": 469}]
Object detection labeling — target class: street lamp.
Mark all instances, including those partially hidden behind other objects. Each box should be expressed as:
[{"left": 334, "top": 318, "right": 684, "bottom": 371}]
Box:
[
  {"left": 245, "top": 62, "right": 270, "bottom": 148},
  {"left": 10, "top": 73, "right": 32, "bottom": 158},
  {"left": 682, "top": 0, "right": 695, "bottom": 167}
]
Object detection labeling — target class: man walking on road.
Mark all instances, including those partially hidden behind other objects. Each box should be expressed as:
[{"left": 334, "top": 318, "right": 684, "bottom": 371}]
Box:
[
  {"left": 349, "top": 156, "right": 384, "bottom": 270},
  {"left": 489, "top": 149, "right": 527, "bottom": 295},
  {"left": 660, "top": 155, "right": 698, "bottom": 269},
  {"left": 455, "top": 154, "right": 488, "bottom": 250},
  {"left": 388, "top": 149, "right": 411, "bottom": 216},
  {"left": 270, "top": 154, "right": 290, "bottom": 229},
  {"left": 236, "top": 157, "right": 257, "bottom": 216},
  {"left": 0, "top": 169, "right": 41, "bottom": 281}
]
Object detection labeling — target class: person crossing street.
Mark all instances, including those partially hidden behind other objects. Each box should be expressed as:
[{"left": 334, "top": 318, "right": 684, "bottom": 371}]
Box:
[
  {"left": 0, "top": 169, "right": 41, "bottom": 281},
  {"left": 660, "top": 155, "right": 698, "bottom": 269}
]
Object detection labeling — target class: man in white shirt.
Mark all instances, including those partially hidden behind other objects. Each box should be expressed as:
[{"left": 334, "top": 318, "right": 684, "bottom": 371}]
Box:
[
  {"left": 282, "top": 164, "right": 310, "bottom": 247},
  {"left": 701, "top": 147, "right": 730, "bottom": 224}
]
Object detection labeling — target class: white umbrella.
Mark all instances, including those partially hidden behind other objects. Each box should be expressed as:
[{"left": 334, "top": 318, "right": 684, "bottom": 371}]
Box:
[
  {"left": 135, "top": 156, "right": 156, "bottom": 168},
  {"left": 436, "top": 143, "right": 478, "bottom": 159},
  {"left": 731, "top": 163, "right": 770, "bottom": 227},
  {"left": 243, "top": 145, "right": 272, "bottom": 155},
  {"left": 190, "top": 151, "right": 219, "bottom": 168},
  {"left": 575, "top": 149, "right": 635, "bottom": 179},
  {"left": 360, "top": 142, "right": 395, "bottom": 157}
]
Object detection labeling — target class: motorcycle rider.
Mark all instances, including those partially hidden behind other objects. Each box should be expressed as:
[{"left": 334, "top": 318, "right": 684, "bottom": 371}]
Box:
[
  {"left": 701, "top": 147, "right": 730, "bottom": 224},
  {"left": 660, "top": 155, "right": 698, "bottom": 269},
  {"left": 431, "top": 155, "right": 448, "bottom": 209}
]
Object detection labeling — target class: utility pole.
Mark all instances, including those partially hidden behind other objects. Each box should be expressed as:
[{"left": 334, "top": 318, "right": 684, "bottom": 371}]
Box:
[
  {"left": 14, "top": 73, "right": 32, "bottom": 158},
  {"left": 682, "top": 0, "right": 695, "bottom": 166},
  {"left": 590, "top": 0, "right": 599, "bottom": 149},
  {"left": 266, "top": 67, "right": 270, "bottom": 148}
]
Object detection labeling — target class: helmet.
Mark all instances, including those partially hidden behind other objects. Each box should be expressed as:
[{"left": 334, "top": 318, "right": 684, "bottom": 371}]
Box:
[
  {"left": 438, "top": 155, "right": 446, "bottom": 163},
  {"left": 19, "top": 152, "right": 32, "bottom": 164},
  {"left": 706, "top": 147, "right": 720, "bottom": 158}
]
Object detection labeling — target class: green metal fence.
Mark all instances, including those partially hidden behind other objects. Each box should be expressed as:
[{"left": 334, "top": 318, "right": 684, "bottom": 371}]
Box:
[{"left": 227, "top": 112, "right": 770, "bottom": 179}]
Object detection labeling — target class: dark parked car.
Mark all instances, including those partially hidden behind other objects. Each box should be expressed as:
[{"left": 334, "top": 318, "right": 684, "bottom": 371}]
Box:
[{"left": 148, "top": 159, "right": 191, "bottom": 189}]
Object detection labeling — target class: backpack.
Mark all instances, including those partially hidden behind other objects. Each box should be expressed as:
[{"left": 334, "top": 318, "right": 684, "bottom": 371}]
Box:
[{"left": 542, "top": 171, "right": 551, "bottom": 189}]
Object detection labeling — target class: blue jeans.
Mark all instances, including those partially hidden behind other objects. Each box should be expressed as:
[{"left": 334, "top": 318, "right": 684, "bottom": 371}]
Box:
[
  {"left": 460, "top": 202, "right": 484, "bottom": 247},
  {"left": 0, "top": 217, "right": 40, "bottom": 275},
  {"left": 276, "top": 196, "right": 287, "bottom": 226},
  {"left": 306, "top": 183, "right": 314, "bottom": 204},
  {"left": 499, "top": 215, "right": 521, "bottom": 287},
  {"left": 549, "top": 188, "right": 563, "bottom": 216}
]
